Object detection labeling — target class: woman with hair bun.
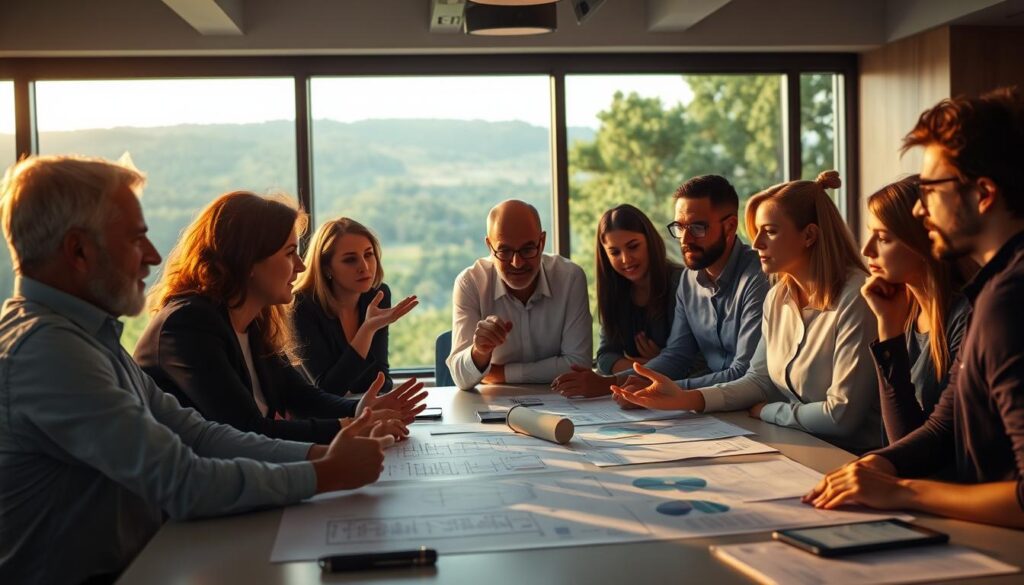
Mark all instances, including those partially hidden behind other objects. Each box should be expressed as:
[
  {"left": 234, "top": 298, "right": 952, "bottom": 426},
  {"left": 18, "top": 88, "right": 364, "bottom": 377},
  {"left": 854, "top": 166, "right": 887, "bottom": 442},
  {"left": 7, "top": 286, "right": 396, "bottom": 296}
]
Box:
[{"left": 613, "top": 171, "right": 882, "bottom": 452}]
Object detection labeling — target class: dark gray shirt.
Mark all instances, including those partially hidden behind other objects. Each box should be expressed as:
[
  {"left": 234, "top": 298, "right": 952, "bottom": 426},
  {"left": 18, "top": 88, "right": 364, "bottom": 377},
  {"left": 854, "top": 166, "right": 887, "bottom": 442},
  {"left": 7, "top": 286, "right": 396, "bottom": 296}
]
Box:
[
  {"left": 872, "top": 231, "right": 1024, "bottom": 509},
  {"left": 0, "top": 278, "right": 316, "bottom": 585},
  {"left": 596, "top": 265, "right": 683, "bottom": 375},
  {"left": 871, "top": 296, "right": 970, "bottom": 444}
]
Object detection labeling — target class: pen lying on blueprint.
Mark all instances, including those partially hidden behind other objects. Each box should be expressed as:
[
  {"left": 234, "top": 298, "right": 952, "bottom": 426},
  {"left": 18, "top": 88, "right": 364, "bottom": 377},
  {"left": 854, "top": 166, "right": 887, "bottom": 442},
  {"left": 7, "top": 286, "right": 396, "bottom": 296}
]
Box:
[{"left": 318, "top": 547, "right": 438, "bottom": 572}]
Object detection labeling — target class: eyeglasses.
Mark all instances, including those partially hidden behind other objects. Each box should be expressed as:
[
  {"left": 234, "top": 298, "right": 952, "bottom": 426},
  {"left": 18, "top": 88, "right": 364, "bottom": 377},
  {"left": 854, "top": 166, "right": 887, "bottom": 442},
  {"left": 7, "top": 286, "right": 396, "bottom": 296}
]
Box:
[
  {"left": 911, "top": 176, "right": 963, "bottom": 204},
  {"left": 666, "top": 214, "right": 735, "bottom": 239},
  {"left": 489, "top": 240, "right": 541, "bottom": 262}
]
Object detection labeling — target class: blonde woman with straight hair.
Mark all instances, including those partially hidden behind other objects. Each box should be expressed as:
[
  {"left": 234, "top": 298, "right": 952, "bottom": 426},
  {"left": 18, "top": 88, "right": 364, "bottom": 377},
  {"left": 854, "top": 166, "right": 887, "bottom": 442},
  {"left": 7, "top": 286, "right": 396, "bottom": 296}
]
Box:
[
  {"left": 613, "top": 171, "right": 882, "bottom": 452},
  {"left": 861, "top": 177, "right": 971, "bottom": 443},
  {"left": 292, "top": 218, "right": 418, "bottom": 395}
]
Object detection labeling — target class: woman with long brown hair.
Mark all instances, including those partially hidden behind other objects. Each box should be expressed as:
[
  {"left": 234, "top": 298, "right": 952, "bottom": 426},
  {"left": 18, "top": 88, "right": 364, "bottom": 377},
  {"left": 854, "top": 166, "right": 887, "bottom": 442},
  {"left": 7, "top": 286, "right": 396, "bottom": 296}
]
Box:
[
  {"left": 861, "top": 177, "right": 971, "bottom": 443},
  {"left": 135, "top": 191, "right": 426, "bottom": 444},
  {"left": 613, "top": 171, "right": 882, "bottom": 452},
  {"left": 292, "top": 218, "right": 417, "bottom": 395},
  {"left": 552, "top": 204, "right": 682, "bottom": 397}
]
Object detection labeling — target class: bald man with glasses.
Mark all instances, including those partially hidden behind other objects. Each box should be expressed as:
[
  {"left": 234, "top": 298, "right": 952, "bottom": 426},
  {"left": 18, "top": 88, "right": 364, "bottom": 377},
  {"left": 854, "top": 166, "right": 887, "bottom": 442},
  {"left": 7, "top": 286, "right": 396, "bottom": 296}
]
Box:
[{"left": 446, "top": 199, "right": 592, "bottom": 390}]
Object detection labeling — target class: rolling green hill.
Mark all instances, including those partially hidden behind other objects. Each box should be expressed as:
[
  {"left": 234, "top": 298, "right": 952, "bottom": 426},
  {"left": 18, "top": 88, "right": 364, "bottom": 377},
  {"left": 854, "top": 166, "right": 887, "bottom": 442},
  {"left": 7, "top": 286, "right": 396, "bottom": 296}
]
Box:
[{"left": 0, "top": 119, "right": 594, "bottom": 366}]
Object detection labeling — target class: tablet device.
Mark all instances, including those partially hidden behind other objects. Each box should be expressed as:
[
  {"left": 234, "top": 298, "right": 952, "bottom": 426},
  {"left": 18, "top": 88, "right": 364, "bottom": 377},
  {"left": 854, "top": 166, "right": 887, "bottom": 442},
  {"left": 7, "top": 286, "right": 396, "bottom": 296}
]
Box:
[
  {"left": 773, "top": 519, "right": 948, "bottom": 557},
  {"left": 414, "top": 407, "right": 443, "bottom": 421}
]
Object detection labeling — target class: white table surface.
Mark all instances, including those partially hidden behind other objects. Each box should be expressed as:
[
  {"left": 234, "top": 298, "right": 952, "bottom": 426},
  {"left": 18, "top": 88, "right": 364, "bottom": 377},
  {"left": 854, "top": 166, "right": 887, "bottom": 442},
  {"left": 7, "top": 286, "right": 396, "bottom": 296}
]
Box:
[{"left": 117, "top": 384, "right": 1024, "bottom": 585}]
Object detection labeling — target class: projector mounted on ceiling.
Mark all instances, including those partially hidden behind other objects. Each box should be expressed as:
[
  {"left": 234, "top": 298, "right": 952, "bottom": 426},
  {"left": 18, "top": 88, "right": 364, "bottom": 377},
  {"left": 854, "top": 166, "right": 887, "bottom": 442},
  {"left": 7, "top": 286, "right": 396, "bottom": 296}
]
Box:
[{"left": 429, "top": 0, "right": 606, "bottom": 35}]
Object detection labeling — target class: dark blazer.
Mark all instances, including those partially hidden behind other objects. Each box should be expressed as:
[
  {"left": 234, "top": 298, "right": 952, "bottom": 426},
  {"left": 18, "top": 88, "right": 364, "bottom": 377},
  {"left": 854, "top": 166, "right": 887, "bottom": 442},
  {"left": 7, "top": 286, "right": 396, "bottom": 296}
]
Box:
[
  {"left": 292, "top": 284, "right": 393, "bottom": 395},
  {"left": 134, "top": 294, "right": 357, "bottom": 444}
]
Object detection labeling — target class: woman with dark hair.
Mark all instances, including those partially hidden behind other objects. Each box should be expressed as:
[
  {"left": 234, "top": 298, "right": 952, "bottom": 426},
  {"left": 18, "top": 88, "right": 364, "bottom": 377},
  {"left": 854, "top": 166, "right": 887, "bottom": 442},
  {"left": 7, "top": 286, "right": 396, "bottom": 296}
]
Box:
[
  {"left": 552, "top": 204, "right": 682, "bottom": 397},
  {"left": 292, "top": 217, "right": 417, "bottom": 395},
  {"left": 134, "top": 191, "right": 426, "bottom": 445},
  {"left": 861, "top": 177, "right": 971, "bottom": 443}
]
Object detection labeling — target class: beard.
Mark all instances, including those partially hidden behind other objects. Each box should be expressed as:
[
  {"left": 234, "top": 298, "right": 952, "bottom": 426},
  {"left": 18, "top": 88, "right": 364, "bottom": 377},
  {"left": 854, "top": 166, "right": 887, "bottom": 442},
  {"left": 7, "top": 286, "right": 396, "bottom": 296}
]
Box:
[
  {"left": 86, "top": 248, "right": 146, "bottom": 317},
  {"left": 925, "top": 209, "right": 982, "bottom": 262},
  {"left": 681, "top": 230, "right": 728, "bottom": 271},
  {"left": 500, "top": 265, "right": 538, "bottom": 290}
]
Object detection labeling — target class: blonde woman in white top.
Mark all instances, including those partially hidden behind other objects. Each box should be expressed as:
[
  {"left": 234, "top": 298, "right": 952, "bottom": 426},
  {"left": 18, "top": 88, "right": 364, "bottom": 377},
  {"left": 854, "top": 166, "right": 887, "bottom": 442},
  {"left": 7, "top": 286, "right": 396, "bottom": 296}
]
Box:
[{"left": 613, "top": 171, "right": 881, "bottom": 452}]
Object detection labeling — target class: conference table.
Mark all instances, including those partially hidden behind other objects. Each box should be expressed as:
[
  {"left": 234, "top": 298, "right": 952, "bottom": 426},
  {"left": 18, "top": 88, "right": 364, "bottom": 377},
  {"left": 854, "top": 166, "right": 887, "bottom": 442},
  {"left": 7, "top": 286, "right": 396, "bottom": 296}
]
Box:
[{"left": 118, "top": 384, "right": 1024, "bottom": 584}]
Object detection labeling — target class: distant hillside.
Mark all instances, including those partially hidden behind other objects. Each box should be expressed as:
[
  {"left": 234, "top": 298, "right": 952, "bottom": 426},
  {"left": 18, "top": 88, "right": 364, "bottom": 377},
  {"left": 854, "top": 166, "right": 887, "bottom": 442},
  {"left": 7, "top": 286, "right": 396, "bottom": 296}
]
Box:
[{"left": 0, "top": 119, "right": 595, "bottom": 300}]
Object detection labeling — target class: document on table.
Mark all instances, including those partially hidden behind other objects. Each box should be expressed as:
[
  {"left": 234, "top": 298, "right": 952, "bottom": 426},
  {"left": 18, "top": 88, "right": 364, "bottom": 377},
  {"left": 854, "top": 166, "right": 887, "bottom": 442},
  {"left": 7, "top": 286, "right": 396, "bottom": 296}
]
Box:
[
  {"left": 482, "top": 394, "right": 688, "bottom": 426},
  {"left": 596, "top": 458, "right": 824, "bottom": 502},
  {"left": 424, "top": 422, "right": 517, "bottom": 435},
  {"left": 575, "top": 435, "right": 778, "bottom": 467},
  {"left": 710, "top": 541, "right": 1019, "bottom": 585},
  {"left": 271, "top": 462, "right": 907, "bottom": 562},
  {"left": 379, "top": 429, "right": 589, "bottom": 482},
  {"left": 575, "top": 416, "right": 754, "bottom": 447}
]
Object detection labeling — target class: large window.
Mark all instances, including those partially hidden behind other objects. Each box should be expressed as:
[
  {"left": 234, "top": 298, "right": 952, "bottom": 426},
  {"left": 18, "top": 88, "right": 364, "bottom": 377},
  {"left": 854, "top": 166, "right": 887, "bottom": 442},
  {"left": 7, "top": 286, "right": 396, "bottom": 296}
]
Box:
[
  {"left": 311, "top": 76, "right": 553, "bottom": 369},
  {"left": 0, "top": 81, "right": 15, "bottom": 298},
  {"left": 2, "top": 55, "right": 854, "bottom": 374},
  {"left": 35, "top": 78, "right": 298, "bottom": 350},
  {"left": 801, "top": 73, "right": 846, "bottom": 211},
  {"left": 566, "top": 74, "right": 786, "bottom": 341},
  {"left": 0, "top": 81, "right": 13, "bottom": 166}
]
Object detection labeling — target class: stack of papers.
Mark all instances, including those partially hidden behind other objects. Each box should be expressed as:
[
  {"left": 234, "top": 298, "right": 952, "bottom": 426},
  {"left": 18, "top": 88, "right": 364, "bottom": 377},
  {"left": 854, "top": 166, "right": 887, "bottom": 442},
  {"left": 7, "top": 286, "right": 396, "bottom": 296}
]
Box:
[{"left": 711, "top": 541, "right": 1019, "bottom": 585}]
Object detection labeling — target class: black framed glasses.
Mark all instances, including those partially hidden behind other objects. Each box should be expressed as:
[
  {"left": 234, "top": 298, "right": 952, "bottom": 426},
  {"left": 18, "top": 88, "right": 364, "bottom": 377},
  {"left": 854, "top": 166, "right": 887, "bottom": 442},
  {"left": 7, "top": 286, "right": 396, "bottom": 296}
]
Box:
[
  {"left": 910, "top": 175, "right": 966, "bottom": 205},
  {"left": 489, "top": 240, "right": 541, "bottom": 262},
  {"left": 666, "top": 214, "right": 735, "bottom": 239}
]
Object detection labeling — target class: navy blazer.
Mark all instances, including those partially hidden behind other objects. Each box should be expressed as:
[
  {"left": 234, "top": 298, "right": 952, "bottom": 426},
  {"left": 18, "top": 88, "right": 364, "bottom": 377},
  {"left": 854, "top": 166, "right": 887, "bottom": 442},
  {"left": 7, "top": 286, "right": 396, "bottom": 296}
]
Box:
[
  {"left": 292, "top": 285, "right": 393, "bottom": 395},
  {"left": 134, "top": 294, "right": 357, "bottom": 444}
]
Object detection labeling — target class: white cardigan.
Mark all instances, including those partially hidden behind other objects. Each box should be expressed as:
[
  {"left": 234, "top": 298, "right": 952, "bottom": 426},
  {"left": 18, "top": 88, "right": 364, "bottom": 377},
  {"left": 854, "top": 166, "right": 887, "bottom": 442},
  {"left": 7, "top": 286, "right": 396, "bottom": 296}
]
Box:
[{"left": 698, "top": 269, "right": 882, "bottom": 451}]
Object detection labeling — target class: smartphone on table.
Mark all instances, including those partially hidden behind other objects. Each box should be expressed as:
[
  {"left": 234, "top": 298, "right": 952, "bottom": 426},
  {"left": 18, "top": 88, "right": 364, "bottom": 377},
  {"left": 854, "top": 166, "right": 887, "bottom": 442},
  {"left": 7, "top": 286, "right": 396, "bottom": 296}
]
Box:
[{"left": 414, "top": 407, "right": 443, "bottom": 421}]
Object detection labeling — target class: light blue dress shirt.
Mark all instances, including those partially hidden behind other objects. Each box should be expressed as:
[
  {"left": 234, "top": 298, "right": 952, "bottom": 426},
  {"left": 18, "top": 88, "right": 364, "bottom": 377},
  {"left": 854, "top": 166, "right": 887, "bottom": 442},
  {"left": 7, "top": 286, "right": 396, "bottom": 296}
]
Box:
[
  {"left": 0, "top": 278, "right": 317, "bottom": 585},
  {"left": 641, "top": 239, "right": 770, "bottom": 389}
]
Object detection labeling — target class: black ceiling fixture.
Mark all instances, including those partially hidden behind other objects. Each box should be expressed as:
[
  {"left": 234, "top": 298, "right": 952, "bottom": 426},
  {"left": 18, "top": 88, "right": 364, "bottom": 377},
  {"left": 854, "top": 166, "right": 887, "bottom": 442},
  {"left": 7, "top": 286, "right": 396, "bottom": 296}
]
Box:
[
  {"left": 470, "top": 0, "right": 559, "bottom": 5},
  {"left": 463, "top": 1, "right": 558, "bottom": 36}
]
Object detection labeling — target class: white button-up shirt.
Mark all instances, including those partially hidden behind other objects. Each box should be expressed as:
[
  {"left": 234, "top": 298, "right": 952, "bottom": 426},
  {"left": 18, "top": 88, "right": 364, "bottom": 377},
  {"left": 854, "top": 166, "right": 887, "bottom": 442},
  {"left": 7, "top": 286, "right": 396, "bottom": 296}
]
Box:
[
  {"left": 699, "top": 270, "right": 882, "bottom": 452},
  {"left": 447, "top": 254, "right": 593, "bottom": 389}
]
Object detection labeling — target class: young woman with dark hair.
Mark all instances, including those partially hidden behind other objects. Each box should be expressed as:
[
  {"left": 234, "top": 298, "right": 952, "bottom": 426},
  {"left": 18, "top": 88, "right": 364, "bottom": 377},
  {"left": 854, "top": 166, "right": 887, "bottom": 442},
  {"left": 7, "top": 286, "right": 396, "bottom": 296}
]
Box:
[{"left": 552, "top": 204, "right": 682, "bottom": 397}]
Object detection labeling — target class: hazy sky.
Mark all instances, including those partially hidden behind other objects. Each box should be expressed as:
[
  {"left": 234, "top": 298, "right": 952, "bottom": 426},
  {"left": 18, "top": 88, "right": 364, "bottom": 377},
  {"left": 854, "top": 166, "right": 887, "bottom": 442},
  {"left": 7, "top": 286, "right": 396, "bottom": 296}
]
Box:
[
  {"left": 0, "top": 81, "right": 13, "bottom": 134},
  {"left": 0, "top": 74, "right": 694, "bottom": 135}
]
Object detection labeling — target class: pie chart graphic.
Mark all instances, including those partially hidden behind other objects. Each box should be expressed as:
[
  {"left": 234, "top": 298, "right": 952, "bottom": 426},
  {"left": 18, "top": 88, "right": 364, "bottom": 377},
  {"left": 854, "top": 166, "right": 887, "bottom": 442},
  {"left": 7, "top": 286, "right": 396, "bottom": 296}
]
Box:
[
  {"left": 656, "top": 499, "right": 730, "bottom": 516},
  {"left": 632, "top": 477, "right": 708, "bottom": 492},
  {"left": 597, "top": 425, "right": 657, "bottom": 436}
]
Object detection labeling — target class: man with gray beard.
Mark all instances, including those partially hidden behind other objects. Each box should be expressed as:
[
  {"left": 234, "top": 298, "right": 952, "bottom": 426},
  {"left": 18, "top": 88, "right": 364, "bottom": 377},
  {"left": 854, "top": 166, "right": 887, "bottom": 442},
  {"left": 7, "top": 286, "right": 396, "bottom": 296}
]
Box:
[{"left": 0, "top": 156, "right": 391, "bottom": 585}]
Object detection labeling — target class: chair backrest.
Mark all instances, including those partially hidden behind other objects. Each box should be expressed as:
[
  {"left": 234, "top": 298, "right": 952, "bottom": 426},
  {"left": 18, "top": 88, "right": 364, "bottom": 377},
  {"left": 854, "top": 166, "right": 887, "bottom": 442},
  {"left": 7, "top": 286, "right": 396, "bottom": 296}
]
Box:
[{"left": 434, "top": 330, "right": 454, "bottom": 387}]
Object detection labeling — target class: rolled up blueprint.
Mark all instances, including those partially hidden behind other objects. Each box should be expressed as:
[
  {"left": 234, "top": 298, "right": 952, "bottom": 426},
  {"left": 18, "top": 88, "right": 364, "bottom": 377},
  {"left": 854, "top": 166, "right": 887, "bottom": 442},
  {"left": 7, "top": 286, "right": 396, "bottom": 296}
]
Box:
[{"left": 506, "top": 404, "right": 574, "bottom": 444}]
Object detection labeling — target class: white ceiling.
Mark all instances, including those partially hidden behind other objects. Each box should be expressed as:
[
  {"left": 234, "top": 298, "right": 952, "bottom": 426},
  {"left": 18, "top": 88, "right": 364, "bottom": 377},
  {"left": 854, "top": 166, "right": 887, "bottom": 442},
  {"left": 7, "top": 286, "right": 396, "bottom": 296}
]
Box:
[{"left": 0, "top": 0, "right": 1022, "bottom": 57}]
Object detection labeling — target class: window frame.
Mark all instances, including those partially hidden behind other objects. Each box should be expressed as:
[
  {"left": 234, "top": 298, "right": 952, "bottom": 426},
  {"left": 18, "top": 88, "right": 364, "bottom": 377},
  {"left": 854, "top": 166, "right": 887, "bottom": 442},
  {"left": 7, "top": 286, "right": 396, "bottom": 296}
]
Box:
[{"left": 1, "top": 53, "right": 859, "bottom": 376}]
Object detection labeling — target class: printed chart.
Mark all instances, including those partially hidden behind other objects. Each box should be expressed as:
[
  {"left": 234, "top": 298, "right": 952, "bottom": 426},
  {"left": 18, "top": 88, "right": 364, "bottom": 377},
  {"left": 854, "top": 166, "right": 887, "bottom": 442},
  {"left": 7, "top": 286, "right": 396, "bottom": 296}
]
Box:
[
  {"left": 576, "top": 417, "right": 754, "bottom": 447},
  {"left": 271, "top": 461, "right": 904, "bottom": 562}
]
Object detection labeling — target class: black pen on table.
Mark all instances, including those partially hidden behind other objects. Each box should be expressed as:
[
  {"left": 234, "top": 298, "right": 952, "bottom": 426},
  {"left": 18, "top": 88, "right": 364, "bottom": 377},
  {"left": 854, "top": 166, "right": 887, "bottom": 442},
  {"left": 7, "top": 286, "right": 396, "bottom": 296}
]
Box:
[{"left": 319, "top": 547, "right": 438, "bottom": 572}]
